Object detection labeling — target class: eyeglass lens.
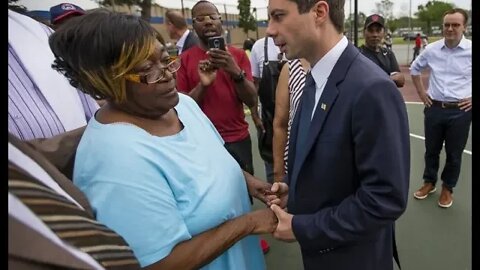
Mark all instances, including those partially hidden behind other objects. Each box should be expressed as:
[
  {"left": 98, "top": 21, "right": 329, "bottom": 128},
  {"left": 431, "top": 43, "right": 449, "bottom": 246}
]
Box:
[
  {"left": 145, "top": 57, "right": 181, "bottom": 83},
  {"left": 194, "top": 14, "right": 221, "bottom": 23}
]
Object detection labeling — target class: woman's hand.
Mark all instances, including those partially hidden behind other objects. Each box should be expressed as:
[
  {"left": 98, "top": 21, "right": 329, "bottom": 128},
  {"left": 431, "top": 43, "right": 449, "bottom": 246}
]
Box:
[
  {"left": 248, "top": 208, "right": 278, "bottom": 234},
  {"left": 245, "top": 174, "right": 272, "bottom": 205}
]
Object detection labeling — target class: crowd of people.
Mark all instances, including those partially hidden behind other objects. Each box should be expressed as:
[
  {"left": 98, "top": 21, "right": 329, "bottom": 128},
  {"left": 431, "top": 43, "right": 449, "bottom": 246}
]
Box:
[{"left": 8, "top": 0, "right": 471, "bottom": 269}]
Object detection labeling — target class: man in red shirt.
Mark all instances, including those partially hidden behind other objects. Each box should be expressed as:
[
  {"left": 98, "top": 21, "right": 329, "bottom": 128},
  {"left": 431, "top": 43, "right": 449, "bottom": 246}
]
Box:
[
  {"left": 412, "top": 33, "right": 422, "bottom": 63},
  {"left": 176, "top": 0, "right": 257, "bottom": 175}
]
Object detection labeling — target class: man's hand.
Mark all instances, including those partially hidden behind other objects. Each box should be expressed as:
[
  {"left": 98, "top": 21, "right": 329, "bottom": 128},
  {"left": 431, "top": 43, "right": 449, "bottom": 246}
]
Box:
[
  {"left": 270, "top": 204, "right": 296, "bottom": 242},
  {"left": 266, "top": 182, "right": 289, "bottom": 208},
  {"left": 245, "top": 173, "right": 273, "bottom": 205},
  {"left": 458, "top": 97, "right": 472, "bottom": 112},
  {"left": 251, "top": 113, "right": 265, "bottom": 134},
  {"left": 418, "top": 91, "right": 432, "bottom": 107},
  {"left": 197, "top": 60, "right": 217, "bottom": 87},
  {"left": 207, "top": 48, "right": 241, "bottom": 76}
]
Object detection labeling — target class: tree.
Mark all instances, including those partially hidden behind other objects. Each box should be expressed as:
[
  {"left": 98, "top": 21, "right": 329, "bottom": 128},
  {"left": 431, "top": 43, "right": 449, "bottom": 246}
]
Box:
[
  {"left": 99, "top": 0, "right": 152, "bottom": 22},
  {"left": 373, "top": 0, "right": 394, "bottom": 21},
  {"left": 8, "top": 0, "right": 27, "bottom": 13},
  {"left": 416, "top": 1, "right": 454, "bottom": 35},
  {"left": 237, "top": 0, "right": 257, "bottom": 36}
]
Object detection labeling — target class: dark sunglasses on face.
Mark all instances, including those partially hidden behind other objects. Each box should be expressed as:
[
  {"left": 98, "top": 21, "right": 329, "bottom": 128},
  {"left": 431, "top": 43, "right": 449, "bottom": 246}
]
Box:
[
  {"left": 124, "top": 56, "right": 180, "bottom": 84},
  {"left": 193, "top": 14, "right": 221, "bottom": 23}
]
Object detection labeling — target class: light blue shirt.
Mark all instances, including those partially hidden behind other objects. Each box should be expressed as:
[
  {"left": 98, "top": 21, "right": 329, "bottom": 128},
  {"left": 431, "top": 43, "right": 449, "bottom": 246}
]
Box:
[
  {"left": 73, "top": 94, "right": 265, "bottom": 269},
  {"left": 410, "top": 36, "right": 471, "bottom": 102}
]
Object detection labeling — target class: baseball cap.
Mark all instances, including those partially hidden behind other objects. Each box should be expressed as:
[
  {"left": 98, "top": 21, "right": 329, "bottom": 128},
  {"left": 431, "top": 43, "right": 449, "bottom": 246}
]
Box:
[
  {"left": 50, "top": 3, "right": 85, "bottom": 25},
  {"left": 364, "top": 14, "right": 385, "bottom": 29}
]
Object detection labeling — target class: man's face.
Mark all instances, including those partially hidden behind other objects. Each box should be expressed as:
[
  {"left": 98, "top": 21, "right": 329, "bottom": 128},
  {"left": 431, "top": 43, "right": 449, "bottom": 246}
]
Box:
[
  {"left": 443, "top": 12, "right": 466, "bottom": 44},
  {"left": 364, "top": 23, "right": 384, "bottom": 49},
  {"left": 166, "top": 22, "right": 175, "bottom": 39},
  {"left": 266, "top": 0, "right": 316, "bottom": 60},
  {"left": 191, "top": 3, "right": 223, "bottom": 45}
]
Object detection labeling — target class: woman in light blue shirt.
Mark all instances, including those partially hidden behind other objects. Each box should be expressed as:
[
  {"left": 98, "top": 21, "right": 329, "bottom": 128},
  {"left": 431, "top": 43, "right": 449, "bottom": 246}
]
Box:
[{"left": 49, "top": 10, "right": 281, "bottom": 269}]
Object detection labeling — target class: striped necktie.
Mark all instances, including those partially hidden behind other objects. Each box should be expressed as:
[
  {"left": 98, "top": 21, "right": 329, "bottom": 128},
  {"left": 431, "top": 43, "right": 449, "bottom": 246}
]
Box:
[{"left": 8, "top": 163, "right": 140, "bottom": 270}]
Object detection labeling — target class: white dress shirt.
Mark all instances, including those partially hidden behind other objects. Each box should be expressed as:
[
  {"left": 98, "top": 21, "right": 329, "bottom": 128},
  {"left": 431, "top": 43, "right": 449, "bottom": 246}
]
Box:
[
  {"left": 410, "top": 36, "right": 471, "bottom": 102},
  {"left": 310, "top": 36, "right": 349, "bottom": 118},
  {"left": 176, "top": 29, "right": 190, "bottom": 54}
]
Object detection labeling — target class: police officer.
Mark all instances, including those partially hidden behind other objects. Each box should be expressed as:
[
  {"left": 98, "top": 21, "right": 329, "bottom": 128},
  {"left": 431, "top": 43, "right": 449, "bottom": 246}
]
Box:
[{"left": 359, "top": 14, "right": 405, "bottom": 88}]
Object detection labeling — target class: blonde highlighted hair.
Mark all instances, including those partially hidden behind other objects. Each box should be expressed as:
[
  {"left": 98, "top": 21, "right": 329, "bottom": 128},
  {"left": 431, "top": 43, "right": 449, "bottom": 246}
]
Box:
[{"left": 49, "top": 9, "right": 165, "bottom": 103}]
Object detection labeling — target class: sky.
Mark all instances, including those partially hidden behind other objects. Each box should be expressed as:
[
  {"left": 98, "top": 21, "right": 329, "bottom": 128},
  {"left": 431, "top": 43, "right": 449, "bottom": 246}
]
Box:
[{"left": 18, "top": 0, "right": 471, "bottom": 20}]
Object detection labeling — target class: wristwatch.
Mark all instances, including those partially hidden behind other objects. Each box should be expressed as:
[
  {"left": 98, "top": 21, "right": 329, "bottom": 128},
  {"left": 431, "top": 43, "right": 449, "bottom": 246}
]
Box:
[{"left": 232, "top": 70, "right": 246, "bottom": 83}]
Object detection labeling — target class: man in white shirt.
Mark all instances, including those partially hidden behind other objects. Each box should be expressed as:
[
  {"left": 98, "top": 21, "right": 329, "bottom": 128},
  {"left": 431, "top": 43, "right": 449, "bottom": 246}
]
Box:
[
  {"left": 410, "top": 8, "right": 471, "bottom": 208},
  {"left": 165, "top": 10, "right": 199, "bottom": 55}
]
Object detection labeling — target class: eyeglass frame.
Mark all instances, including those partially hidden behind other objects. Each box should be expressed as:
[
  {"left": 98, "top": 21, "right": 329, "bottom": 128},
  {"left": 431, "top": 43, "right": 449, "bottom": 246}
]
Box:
[
  {"left": 443, "top": 23, "right": 462, "bottom": 29},
  {"left": 124, "top": 56, "right": 180, "bottom": 85},
  {"left": 192, "top": 14, "right": 222, "bottom": 23}
]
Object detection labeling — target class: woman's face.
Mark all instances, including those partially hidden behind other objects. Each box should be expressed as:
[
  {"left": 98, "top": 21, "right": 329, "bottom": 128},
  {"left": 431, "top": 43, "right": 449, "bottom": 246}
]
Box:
[{"left": 122, "top": 40, "right": 179, "bottom": 119}]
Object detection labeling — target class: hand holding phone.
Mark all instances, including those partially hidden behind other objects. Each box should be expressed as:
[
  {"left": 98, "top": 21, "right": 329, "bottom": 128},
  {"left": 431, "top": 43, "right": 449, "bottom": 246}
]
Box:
[{"left": 208, "top": 36, "right": 226, "bottom": 51}]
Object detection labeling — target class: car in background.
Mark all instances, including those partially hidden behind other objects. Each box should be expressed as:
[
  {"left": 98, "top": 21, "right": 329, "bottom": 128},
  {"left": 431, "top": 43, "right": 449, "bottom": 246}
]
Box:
[{"left": 403, "top": 32, "right": 428, "bottom": 41}]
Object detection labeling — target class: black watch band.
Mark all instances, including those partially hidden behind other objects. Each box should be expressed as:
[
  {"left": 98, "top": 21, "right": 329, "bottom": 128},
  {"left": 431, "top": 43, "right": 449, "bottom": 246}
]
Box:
[{"left": 233, "top": 70, "right": 246, "bottom": 83}]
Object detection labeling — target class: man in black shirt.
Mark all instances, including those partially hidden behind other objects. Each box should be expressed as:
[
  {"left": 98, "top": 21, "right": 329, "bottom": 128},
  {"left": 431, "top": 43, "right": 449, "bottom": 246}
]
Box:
[{"left": 360, "top": 14, "right": 405, "bottom": 88}]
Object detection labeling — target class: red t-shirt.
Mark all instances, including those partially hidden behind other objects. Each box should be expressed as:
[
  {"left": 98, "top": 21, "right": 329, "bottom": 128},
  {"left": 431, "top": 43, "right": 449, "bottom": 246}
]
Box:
[
  {"left": 415, "top": 36, "right": 422, "bottom": 48},
  {"left": 176, "top": 45, "right": 253, "bottom": 143}
]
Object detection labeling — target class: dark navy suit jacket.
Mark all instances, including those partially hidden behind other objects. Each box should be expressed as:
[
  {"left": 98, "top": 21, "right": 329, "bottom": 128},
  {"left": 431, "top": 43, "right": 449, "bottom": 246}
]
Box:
[
  {"left": 287, "top": 43, "right": 410, "bottom": 270},
  {"left": 181, "top": 30, "right": 199, "bottom": 54}
]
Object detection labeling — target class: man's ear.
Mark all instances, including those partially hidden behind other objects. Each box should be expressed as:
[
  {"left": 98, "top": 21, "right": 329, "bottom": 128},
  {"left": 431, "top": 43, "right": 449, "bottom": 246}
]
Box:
[{"left": 312, "top": 1, "right": 329, "bottom": 25}]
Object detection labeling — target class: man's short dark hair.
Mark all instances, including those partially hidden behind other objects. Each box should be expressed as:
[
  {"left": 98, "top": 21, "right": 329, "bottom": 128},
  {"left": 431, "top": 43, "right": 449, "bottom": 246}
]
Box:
[
  {"left": 191, "top": 0, "right": 220, "bottom": 17},
  {"left": 165, "top": 10, "right": 187, "bottom": 29},
  {"left": 288, "top": 0, "right": 345, "bottom": 33},
  {"left": 443, "top": 8, "right": 468, "bottom": 25}
]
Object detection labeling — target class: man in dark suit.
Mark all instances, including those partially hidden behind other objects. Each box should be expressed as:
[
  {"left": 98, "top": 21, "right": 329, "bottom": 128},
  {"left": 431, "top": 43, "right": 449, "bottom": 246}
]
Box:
[
  {"left": 265, "top": 0, "right": 410, "bottom": 269},
  {"left": 165, "top": 9, "right": 199, "bottom": 55},
  {"left": 8, "top": 130, "right": 140, "bottom": 269}
]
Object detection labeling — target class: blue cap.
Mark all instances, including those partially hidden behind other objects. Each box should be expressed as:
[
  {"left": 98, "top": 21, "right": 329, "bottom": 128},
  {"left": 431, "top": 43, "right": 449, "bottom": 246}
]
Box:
[{"left": 50, "top": 3, "right": 85, "bottom": 24}]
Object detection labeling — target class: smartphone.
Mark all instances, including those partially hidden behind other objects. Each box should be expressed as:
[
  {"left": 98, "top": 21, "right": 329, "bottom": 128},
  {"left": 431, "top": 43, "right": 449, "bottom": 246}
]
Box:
[{"left": 208, "top": 36, "right": 226, "bottom": 51}]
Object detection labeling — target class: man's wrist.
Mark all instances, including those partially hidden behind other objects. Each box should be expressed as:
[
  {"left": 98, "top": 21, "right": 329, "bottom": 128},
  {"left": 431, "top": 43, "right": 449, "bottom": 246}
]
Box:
[{"left": 232, "top": 70, "right": 246, "bottom": 83}]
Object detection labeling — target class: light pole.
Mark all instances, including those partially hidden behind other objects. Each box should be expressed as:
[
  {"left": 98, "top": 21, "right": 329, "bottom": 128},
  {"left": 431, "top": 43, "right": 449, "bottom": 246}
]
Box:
[
  {"left": 253, "top": 7, "right": 259, "bottom": 40},
  {"left": 354, "top": 0, "right": 358, "bottom": 47},
  {"left": 181, "top": 0, "right": 185, "bottom": 17},
  {"left": 349, "top": 0, "right": 352, "bottom": 41},
  {"left": 407, "top": 0, "right": 412, "bottom": 64}
]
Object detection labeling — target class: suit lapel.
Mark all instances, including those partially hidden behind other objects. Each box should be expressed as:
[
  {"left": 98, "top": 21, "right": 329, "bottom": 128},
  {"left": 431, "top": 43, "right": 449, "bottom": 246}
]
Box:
[{"left": 290, "top": 44, "right": 360, "bottom": 188}]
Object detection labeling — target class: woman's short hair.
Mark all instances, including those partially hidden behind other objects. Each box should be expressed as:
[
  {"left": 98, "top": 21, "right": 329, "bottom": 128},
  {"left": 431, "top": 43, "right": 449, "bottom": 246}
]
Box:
[{"left": 49, "top": 9, "right": 165, "bottom": 102}]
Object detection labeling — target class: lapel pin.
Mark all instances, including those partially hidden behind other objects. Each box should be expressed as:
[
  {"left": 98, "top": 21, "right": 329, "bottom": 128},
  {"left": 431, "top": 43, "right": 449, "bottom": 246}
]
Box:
[{"left": 321, "top": 103, "right": 327, "bottom": 111}]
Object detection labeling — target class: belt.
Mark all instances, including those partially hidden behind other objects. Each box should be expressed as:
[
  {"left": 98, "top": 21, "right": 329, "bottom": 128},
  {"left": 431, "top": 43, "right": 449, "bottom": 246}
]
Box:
[{"left": 430, "top": 99, "right": 459, "bottom": 109}]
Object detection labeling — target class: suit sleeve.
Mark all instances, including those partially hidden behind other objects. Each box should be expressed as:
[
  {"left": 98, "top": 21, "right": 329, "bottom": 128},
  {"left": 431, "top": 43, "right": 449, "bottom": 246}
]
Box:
[{"left": 291, "top": 78, "right": 410, "bottom": 250}]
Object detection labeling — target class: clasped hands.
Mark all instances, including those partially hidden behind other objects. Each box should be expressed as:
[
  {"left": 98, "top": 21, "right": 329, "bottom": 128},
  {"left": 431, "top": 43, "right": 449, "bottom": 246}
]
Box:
[{"left": 248, "top": 178, "right": 296, "bottom": 242}]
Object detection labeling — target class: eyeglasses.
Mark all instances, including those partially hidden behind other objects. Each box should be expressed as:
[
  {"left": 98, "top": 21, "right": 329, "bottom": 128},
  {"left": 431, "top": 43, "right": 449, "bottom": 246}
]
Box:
[
  {"left": 124, "top": 56, "right": 180, "bottom": 84},
  {"left": 443, "top": 23, "right": 461, "bottom": 29},
  {"left": 193, "top": 14, "right": 221, "bottom": 23}
]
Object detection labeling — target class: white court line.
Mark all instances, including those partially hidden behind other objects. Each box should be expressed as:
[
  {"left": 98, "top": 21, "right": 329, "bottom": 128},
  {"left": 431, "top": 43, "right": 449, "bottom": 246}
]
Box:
[
  {"left": 409, "top": 133, "right": 472, "bottom": 155},
  {"left": 405, "top": 102, "right": 423, "bottom": 105}
]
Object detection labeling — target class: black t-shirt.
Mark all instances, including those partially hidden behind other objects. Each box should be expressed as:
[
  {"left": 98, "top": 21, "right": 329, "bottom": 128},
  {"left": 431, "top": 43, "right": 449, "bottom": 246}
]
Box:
[{"left": 359, "top": 45, "right": 400, "bottom": 75}]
